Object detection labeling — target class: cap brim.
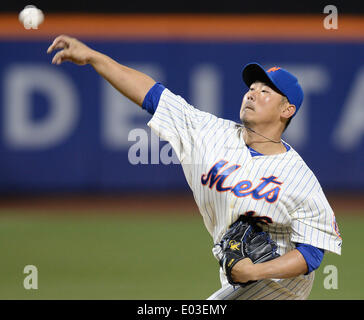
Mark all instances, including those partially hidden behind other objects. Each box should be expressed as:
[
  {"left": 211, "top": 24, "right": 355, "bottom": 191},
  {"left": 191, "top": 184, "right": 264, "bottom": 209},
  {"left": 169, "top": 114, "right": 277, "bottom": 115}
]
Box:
[{"left": 242, "top": 63, "right": 283, "bottom": 95}]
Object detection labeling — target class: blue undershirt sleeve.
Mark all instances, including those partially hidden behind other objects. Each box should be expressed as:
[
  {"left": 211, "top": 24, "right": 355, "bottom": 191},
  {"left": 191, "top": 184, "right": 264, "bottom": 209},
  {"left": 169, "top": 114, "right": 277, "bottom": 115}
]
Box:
[
  {"left": 141, "top": 82, "right": 166, "bottom": 115},
  {"left": 296, "top": 243, "right": 325, "bottom": 274}
]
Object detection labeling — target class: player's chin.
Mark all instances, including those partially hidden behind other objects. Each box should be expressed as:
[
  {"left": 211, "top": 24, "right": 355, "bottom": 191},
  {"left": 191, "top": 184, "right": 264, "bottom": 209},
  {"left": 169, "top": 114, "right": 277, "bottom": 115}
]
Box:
[{"left": 240, "top": 111, "right": 254, "bottom": 124}]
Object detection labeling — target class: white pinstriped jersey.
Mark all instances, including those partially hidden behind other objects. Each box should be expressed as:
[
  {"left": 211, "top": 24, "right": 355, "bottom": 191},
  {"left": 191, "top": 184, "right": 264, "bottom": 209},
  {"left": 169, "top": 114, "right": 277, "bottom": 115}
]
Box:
[{"left": 147, "top": 88, "right": 342, "bottom": 300}]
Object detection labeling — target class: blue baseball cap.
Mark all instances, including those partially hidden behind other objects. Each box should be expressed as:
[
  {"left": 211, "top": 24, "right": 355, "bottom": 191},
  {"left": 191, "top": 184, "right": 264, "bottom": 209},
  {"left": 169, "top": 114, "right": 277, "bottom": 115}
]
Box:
[{"left": 242, "top": 62, "right": 304, "bottom": 117}]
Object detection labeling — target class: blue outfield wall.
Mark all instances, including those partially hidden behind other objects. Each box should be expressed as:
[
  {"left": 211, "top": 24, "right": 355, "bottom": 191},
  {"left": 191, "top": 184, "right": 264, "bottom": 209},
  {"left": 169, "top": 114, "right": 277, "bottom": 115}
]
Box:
[{"left": 0, "top": 40, "right": 363, "bottom": 192}]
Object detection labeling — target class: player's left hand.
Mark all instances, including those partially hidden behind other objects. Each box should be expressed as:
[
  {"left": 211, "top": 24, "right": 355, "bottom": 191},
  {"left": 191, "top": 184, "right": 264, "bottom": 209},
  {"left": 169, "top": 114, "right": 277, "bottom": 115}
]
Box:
[
  {"left": 216, "top": 215, "right": 280, "bottom": 287},
  {"left": 230, "top": 257, "right": 255, "bottom": 283}
]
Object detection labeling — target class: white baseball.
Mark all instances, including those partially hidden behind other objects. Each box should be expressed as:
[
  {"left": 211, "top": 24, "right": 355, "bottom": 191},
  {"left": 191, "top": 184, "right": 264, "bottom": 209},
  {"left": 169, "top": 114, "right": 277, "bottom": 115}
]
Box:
[{"left": 19, "top": 5, "right": 44, "bottom": 30}]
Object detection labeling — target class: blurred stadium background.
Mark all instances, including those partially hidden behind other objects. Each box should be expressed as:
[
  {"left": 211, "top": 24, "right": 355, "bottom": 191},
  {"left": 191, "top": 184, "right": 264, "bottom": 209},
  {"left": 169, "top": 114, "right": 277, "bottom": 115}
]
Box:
[{"left": 0, "top": 1, "right": 363, "bottom": 299}]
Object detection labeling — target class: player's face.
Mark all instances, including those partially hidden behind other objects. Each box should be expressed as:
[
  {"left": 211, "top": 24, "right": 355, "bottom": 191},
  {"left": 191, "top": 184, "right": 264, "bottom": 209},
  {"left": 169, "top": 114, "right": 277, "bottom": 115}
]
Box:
[{"left": 240, "top": 81, "right": 284, "bottom": 127}]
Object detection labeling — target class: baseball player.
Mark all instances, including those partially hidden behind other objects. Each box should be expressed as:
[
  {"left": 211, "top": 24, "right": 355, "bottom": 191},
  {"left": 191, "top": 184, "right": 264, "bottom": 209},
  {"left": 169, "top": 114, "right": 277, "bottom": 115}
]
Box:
[{"left": 47, "top": 35, "right": 342, "bottom": 300}]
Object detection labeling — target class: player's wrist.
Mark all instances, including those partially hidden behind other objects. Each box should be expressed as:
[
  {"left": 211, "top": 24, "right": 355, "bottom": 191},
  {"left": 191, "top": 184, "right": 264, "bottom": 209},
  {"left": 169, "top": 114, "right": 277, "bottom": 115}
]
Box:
[
  {"left": 87, "top": 50, "right": 104, "bottom": 66},
  {"left": 250, "top": 262, "right": 266, "bottom": 281}
]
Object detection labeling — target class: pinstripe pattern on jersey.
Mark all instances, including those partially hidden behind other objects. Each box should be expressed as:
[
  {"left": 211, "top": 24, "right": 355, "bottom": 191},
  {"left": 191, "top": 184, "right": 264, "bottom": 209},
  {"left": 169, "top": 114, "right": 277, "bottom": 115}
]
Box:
[
  {"left": 147, "top": 88, "right": 342, "bottom": 300},
  {"left": 207, "top": 269, "right": 315, "bottom": 300}
]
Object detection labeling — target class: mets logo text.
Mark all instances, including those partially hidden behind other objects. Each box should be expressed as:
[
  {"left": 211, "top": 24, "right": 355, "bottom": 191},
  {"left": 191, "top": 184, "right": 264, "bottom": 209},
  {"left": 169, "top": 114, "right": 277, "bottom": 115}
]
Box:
[{"left": 201, "top": 159, "right": 283, "bottom": 203}]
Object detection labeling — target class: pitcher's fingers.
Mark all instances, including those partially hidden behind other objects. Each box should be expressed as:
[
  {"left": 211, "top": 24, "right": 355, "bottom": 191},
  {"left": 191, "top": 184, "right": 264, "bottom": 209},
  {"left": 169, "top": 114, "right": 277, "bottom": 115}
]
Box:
[
  {"left": 47, "top": 35, "right": 70, "bottom": 53},
  {"left": 47, "top": 39, "right": 69, "bottom": 53},
  {"left": 47, "top": 41, "right": 66, "bottom": 54},
  {"left": 51, "top": 50, "right": 67, "bottom": 64},
  {"left": 47, "top": 36, "right": 61, "bottom": 53},
  {"left": 54, "top": 41, "right": 69, "bottom": 51}
]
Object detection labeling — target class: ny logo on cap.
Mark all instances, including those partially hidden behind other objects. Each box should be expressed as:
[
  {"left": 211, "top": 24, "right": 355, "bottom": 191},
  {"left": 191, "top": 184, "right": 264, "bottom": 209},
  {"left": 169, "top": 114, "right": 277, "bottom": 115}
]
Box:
[{"left": 267, "top": 67, "right": 281, "bottom": 73}]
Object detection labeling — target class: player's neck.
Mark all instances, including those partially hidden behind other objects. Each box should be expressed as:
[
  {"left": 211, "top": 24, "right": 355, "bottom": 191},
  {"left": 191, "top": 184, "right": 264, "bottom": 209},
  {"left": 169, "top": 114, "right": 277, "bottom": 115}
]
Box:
[{"left": 242, "top": 126, "right": 286, "bottom": 155}]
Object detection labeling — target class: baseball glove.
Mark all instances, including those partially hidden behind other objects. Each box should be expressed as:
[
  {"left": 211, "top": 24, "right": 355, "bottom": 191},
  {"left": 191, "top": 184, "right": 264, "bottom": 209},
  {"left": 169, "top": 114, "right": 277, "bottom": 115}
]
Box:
[{"left": 215, "top": 215, "right": 280, "bottom": 286}]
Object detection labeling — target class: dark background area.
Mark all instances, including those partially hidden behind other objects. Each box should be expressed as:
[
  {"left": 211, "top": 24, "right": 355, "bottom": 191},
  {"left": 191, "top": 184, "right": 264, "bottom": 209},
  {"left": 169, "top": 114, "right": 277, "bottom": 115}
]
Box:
[{"left": 3, "top": 0, "right": 364, "bottom": 14}]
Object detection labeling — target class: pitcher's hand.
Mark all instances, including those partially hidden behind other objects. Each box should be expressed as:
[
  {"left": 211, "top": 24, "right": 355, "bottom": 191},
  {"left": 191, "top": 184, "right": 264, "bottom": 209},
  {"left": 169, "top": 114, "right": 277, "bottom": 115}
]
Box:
[{"left": 47, "top": 35, "right": 96, "bottom": 66}]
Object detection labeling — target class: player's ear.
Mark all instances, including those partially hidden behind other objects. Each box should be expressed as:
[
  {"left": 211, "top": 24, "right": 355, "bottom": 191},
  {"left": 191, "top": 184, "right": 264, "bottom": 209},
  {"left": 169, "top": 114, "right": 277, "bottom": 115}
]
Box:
[{"left": 281, "top": 104, "right": 296, "bottom": 120}]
